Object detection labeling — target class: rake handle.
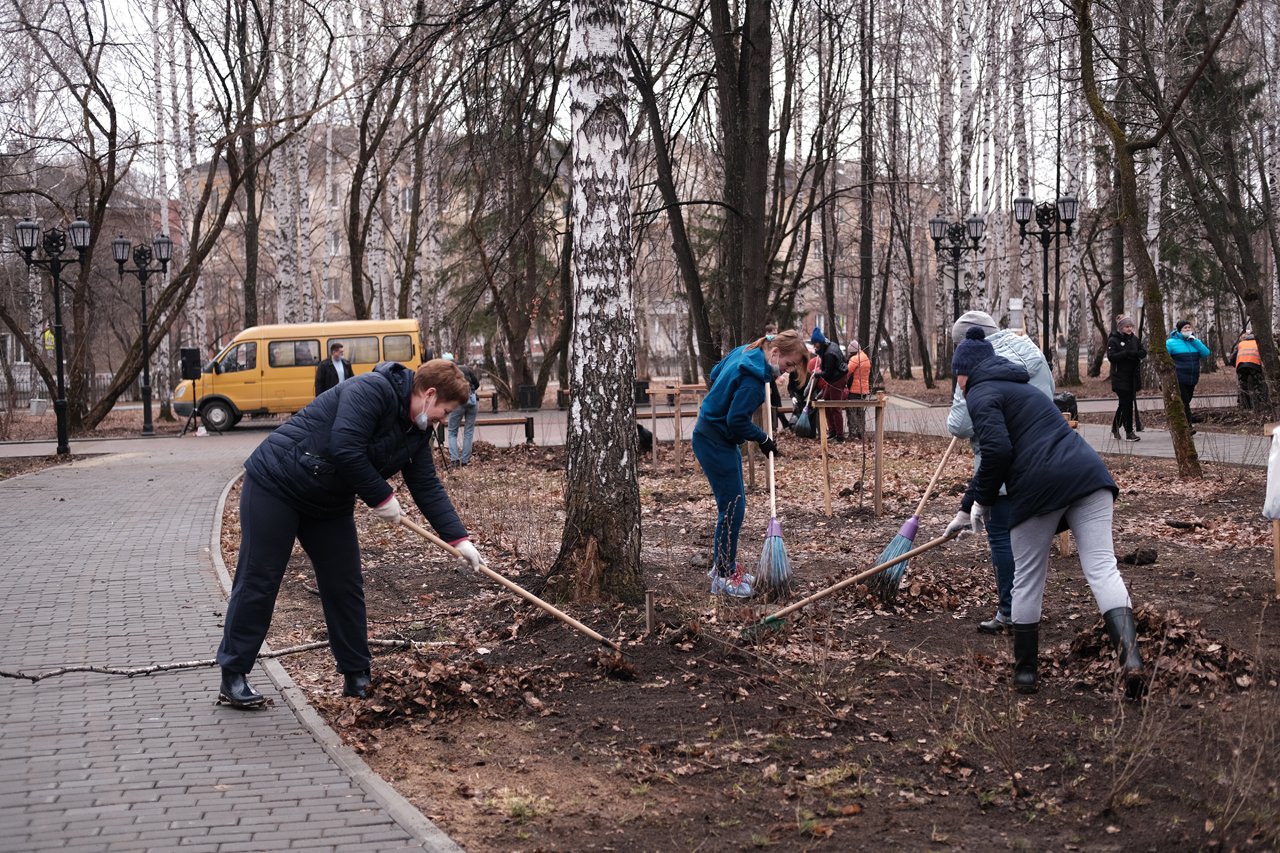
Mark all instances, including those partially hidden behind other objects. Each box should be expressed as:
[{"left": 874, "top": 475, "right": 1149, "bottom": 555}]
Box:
[
  {"left": 762, "top": 531, "right": 960, "bottom": 623},
  {"left": 398, "top": 516, "right": 621, "bottom": 652},
  {"left": 763, "top": 381, "right": 777, "bottom": 518},
  {"left": 913, "top": 435, "right": 959, "bottom": 518}
]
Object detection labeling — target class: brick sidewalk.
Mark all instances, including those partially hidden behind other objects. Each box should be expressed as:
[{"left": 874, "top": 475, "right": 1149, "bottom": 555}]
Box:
[{"left": 0, "top": 435, "right": 461, "bottom": 852}]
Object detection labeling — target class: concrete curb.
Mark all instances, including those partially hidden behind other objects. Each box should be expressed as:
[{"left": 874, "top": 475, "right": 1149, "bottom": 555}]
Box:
[{"left": 210, "top": 474, "right": 465, "bottom": 853}]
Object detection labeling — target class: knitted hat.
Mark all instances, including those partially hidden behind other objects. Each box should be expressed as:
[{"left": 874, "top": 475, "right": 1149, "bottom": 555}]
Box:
[
  {"left": 951, "top": 310, "right": 999, "bottom": 345},
  {"left": 952, "top": 327, "right": 995, "bottom": 377},
  {"left": 848, "top": 339, "right": 861, "bottom": 354},
  {"left": 1116, "top": 315, "right": 1135, "bottom": 329},
  {"left": 810, "top": 327, "right": 827, "bottom": 346},
  {"left": 1175, "top": 320, "right": 1192, "bottom": 333}
]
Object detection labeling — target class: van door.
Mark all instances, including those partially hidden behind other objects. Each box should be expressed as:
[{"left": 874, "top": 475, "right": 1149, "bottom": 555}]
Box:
[
  {"left": 211, "top": 340, "right": 262, "bottom": 414},
  {"left": 262, "top": 338, "right": 321, "bottom": 412}
]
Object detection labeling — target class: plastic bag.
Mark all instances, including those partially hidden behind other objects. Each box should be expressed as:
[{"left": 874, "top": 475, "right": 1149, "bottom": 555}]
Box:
[{"left": 1263, "top": 430, "right": 1280, "bottom": 519}]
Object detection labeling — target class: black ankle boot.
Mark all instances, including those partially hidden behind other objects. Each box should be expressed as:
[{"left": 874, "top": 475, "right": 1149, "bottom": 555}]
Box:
[
  {"left": 343, "top": 670, "right": 371, "bottom": 698},
  {"left": 218, "top": 668, "right": 266, "bottom": 709},
  {"left": 1103, "top": 607, "right": 1146, "bottom": 700},
  {"left": 1125, "top": 431, "right": 1141, "bottom": 442},
  {"left": 1111, "top": 425, "right": 1121, "bottom": 440},
  {"left": 1012, "top": 623, "right": 1040, "bottom": 694}
]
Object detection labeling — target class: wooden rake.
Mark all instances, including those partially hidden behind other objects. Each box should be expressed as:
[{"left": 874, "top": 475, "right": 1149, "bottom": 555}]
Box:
[{"left": 398, "top": 516, "right": 622, "bottom": 653}]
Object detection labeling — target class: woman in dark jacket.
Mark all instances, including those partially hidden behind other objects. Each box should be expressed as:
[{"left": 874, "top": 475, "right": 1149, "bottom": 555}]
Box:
[
  {"left": 944, "top": 328, "right": 1144, "bottom": 699},
  {"left": 216, "top": 360, "right": 480, "bottom": 708},
  {"left": 1106, "top": 315, "right": 1146, "bottom": 442}
]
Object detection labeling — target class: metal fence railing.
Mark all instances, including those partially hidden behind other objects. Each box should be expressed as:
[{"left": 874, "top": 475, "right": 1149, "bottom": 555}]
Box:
[{"left": 0, "top": 373, "right": 133, "bottom": 413}]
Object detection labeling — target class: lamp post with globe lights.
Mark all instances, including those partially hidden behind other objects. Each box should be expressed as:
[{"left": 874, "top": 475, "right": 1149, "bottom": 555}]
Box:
[{"left": 113, "top": 233, "right": 174, "bottom": 436}]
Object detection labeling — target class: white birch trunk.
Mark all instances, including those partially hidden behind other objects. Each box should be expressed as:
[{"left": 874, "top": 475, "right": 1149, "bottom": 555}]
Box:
[
  {"left": 562, "top": 0, "right": 641, "bottom": 596},
  {"left": 152, "top": 0, "right": 173, "bottom": 412}
]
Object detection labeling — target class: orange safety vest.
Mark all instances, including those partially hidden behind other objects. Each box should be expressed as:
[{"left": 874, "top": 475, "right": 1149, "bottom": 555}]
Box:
[
  {"left": 846, "top": 351, "right": 872, "bottom": 395},
  {"left": 1236, "top": 338, "right": 1261, "bottom": 368}
]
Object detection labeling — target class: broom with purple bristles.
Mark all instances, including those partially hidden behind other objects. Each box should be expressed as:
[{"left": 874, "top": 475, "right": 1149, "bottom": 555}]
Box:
[
  {"left": 757, "top": 384, "right": 793, "bottom": 602},
  {"left": 871, "top": 436, "right": 959, "bottom": 603}
]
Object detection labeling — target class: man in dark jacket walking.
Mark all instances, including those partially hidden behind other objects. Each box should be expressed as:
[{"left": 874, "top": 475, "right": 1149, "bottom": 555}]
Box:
[
  {"left": 217, "top": 359, "right": 483, "bottom": 708},
  {"left": 943, "top": 328, "right": 1145, "bottom": 699},
  {"left": 1106, "top": 315, "right": 1146, "bottom": 441},
  {"left": 314, "top": 342, "right": 353, "bottom": 396}
]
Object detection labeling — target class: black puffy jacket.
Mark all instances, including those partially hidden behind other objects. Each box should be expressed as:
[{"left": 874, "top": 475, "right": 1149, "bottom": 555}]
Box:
[
  {"left": 1106, "top": 330, "right": 1146, "bottom": 394},
  {"left": 962, "top": 356, "right": 1117, "bottom": 528},
  {"left": 244, "top": 362, "right": 467, "bottom": 540}
]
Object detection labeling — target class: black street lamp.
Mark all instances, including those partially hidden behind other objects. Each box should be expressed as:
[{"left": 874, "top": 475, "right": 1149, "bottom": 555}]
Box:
[
  {"left": 113, "top": 232, "right": 173, "bottom": 436},
  {"left": 929, "top": 212, "right": 986, "bottom": 323},
  {"left": 1013, "top": 193, "right": 1078, "bottom": 361},
  {"left": 14, "top": 217, "right": 92, "bottom": 456}
]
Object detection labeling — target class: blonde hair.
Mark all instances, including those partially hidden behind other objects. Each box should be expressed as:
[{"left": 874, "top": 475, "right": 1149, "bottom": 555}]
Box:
[
  {"left": 413, "top": 359, "right": 470, "bottom": 403},
  {"left": 747, "top": 329, "right": 808, "bottom": 383}
]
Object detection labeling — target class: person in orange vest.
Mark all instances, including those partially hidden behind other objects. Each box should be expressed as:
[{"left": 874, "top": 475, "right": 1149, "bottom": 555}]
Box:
[
  {"left": 1228, "top": 331, "right": 1267, "bottom": 410},
  {"left": 844, "top": 340, "right": 872, "bottom": 438}
]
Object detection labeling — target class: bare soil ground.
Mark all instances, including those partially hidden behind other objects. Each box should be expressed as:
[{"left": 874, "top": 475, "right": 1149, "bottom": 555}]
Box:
[{"left": 219, "top": 432, "right": 1279, "bottom": 852}]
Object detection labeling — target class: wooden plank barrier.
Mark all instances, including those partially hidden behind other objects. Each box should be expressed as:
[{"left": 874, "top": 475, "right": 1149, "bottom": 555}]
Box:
[{"left": 812, "top": 393, "right": 886, "bottom": 517}]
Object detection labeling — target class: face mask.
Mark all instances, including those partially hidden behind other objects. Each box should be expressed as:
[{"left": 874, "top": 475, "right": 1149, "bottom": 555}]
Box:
[
  {"left": 413, "top": 410, "right": 432, "bottom": 431},
  {"left": 1181, "top": 330, "right": 1193, "bottom": 339}
]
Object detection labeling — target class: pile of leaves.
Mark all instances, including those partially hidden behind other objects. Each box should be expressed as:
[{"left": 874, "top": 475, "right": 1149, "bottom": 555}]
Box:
[{"left": 1062, "top": 604, "right": 1263, "bottom": 694}]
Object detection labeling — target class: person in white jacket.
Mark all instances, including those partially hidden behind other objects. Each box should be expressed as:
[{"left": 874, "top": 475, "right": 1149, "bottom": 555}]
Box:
[{"left": 946, "top": 311, "right": 1056, "bottom": 633}]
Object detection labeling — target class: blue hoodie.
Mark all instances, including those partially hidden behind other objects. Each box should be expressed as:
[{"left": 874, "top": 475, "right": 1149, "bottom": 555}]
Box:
[
  {"left": 695, "top": 345, "right": 772, "bottom": 445},
  {"left": 962, "top": 356, "right": 1117, "bottom": 528},
  {"left": 1167, "top": 330, "right": 1211, "bottom": 386}
]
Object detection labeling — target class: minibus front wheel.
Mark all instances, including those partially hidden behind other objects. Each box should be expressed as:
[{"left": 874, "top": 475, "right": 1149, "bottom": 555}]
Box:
[{"left": 201, "top": 400, "right": 236, "bottom": 432}]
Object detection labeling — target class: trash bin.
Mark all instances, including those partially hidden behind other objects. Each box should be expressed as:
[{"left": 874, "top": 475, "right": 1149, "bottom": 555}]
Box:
[
  {"left": 29, "top": 398, "right": 49, "bottom": 417},
  {"left": 517, "top": 384, "right": 541, "bottom": 410},
  {"left": 1053, "top": 391, "right": 1078, "bottom": 421},
  {"left": 634, "top": 379, "right": 649, "bottom": 405}
]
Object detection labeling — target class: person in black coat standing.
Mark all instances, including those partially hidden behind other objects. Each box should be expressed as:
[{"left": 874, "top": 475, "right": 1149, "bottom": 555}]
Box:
[
  {"left": 943, "top": 328, "right": 1145, "bottom": 699},
  {"left": 314, "top": 342, "right": 354, "bottom": 396},
  {"left": 1106, "top": 314, "right": 1146, "bottom": 442},
  {"left": 216, "top": 359, "right": 484, "bottom": 708}
]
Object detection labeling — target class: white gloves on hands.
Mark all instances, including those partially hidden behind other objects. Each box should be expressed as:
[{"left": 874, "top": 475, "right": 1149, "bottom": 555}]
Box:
[
  {"left": 971, "top": 503, "right": 990, "bottom": 534},
  {"left": 372, "top": 494, "right": 402, "bottom": 524},
  {"left": 455, "top": 540, "right": 483, "bottom": 572},
  {"left": 944, "top": 511, "right": 973, "bottom": 539}
]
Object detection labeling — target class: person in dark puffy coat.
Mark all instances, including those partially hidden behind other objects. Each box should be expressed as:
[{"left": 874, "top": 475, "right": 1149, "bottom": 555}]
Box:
[
  {"left": 1106, "top": 315, "right": 1146, "bottom": 441},
  {"left": 943, "top": 328, "right": 1145, "bottom": 699},
  {"left": 216, "top": 359, "right": 481, "bottom": 709}
]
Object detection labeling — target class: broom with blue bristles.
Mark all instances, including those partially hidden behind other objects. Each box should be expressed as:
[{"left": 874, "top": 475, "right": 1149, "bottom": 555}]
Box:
[
  {"left": 870, "top": 436, "right": 959, "bottom": 603},
  {"left": 757, "top": 384, "right": 793, "bottom": 602}
]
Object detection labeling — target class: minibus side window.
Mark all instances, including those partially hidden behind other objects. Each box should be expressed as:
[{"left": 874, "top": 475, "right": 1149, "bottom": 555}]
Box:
[
  {"left": 383, "top": 334, "right": 414, "bottom": 362},
  {"left": 268, "top": 339, "right": 321, "bottom": 367},
  {"left": 219, "top": 342, "right": 257, "bottom": 372},
  {"left": 328, "top": 337, "right": 379, "bottom": 364}
]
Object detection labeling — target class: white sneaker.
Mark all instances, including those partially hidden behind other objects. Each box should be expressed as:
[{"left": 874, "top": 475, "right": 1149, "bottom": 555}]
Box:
[
  {"left": 710, "top": 566, "right": 754, "bottom": 598},
  {"left": 707, "top": 565, "right": 755, "bottom": 586}
]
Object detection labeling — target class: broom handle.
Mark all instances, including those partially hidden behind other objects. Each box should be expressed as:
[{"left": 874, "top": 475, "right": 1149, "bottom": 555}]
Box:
[
  {"left": 913, "top": 436, "right": 960, "bottom": 518},
  {"left": 763, "top": 381, "right": 776, "bottom": 517},
  {"left": 398, "top": 517, "right": 621, "bottom": 652},
  {"left": 763, "top": 531, "right": 960, "bottom": 623}
]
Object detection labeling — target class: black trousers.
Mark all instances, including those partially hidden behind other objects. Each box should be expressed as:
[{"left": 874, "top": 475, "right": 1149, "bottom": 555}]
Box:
[
  {"left": 1178, "top": 382, "right": 1196, "bottom": 423},
  {"left": 217, "top": 476, "right": 368, "bottom": 674},
  {"left": 1114, "top": 389, "right": 1136, "bottom": 433}
]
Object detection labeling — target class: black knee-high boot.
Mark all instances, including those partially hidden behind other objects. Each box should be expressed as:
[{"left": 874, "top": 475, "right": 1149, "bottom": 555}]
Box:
[
  {"left": 1012, "top": 622, "right": 1039, "bottom": 694},
  {"left": 1103, "top": 607, "right": 1146, "bottom": 700}
]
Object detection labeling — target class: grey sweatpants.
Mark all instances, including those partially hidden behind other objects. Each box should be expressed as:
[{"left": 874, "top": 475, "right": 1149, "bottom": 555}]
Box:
[{"left": 1009, "top": 487, "right": 1132, "bottom": 624}]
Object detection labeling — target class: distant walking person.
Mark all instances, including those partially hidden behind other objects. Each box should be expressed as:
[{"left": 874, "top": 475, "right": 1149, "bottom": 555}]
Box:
[
  {"left": 442, "top": 352, "right": 480, "bottom": 467},
  {"left": 315, "top": 342, "right": 353, "bottom": 396},
  {"left": 810, "top": 327, "right": 848, "bottom": 442},
  {"left": 216, "top": 360, "right": 483, "bottom": 708},
  {"left": 1229, "top": 332, "right": 1267, "bottom": 410},
  {"left": 1107, "top": 315, "right": 1146, "bottom": 442},
  {"left": 1167, "top": 320, "right": 1211, "bottom": 432},
  {"left": 844, "top": 340, "right": 872, "bottom": 438}
]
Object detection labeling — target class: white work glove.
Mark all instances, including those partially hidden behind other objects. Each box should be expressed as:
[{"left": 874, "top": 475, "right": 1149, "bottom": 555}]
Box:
[
  {"left": 944, "top": 511, "right": 973, "bottom": 539},
  {"left": 455, "top": 540, "right": 483, "bottom": 572},
  {"left": 971, "top": 503, "right": 990, "bottom": 535},
  {"left": 371, "top": 494, "right": 402, "bottom": 524}
]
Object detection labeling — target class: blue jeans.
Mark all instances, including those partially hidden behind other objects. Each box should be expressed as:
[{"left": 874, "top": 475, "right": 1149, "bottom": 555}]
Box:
[
  {"left": 692, "top": 428, "right": 745, "bottom": 575},
  {"left": 987, "top": 495, "right": 1014, "bottom": 620},
  {"left": 447, "top": 394, "right": 478, "bottom": 463}
]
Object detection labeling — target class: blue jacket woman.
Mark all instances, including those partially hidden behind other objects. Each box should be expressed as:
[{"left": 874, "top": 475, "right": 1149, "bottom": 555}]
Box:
[
  {"left": 945, "top": 328, "right": 1143, "bottom": 698},
  {"left": 217, "top": 360, "right": 479, "bottom": 708},
  {"left": 1167, "top": 320, "right": 1211, "bottom": 426},
  {"left": 693, "top": 330, "right": 808, "bottom": 597}
]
